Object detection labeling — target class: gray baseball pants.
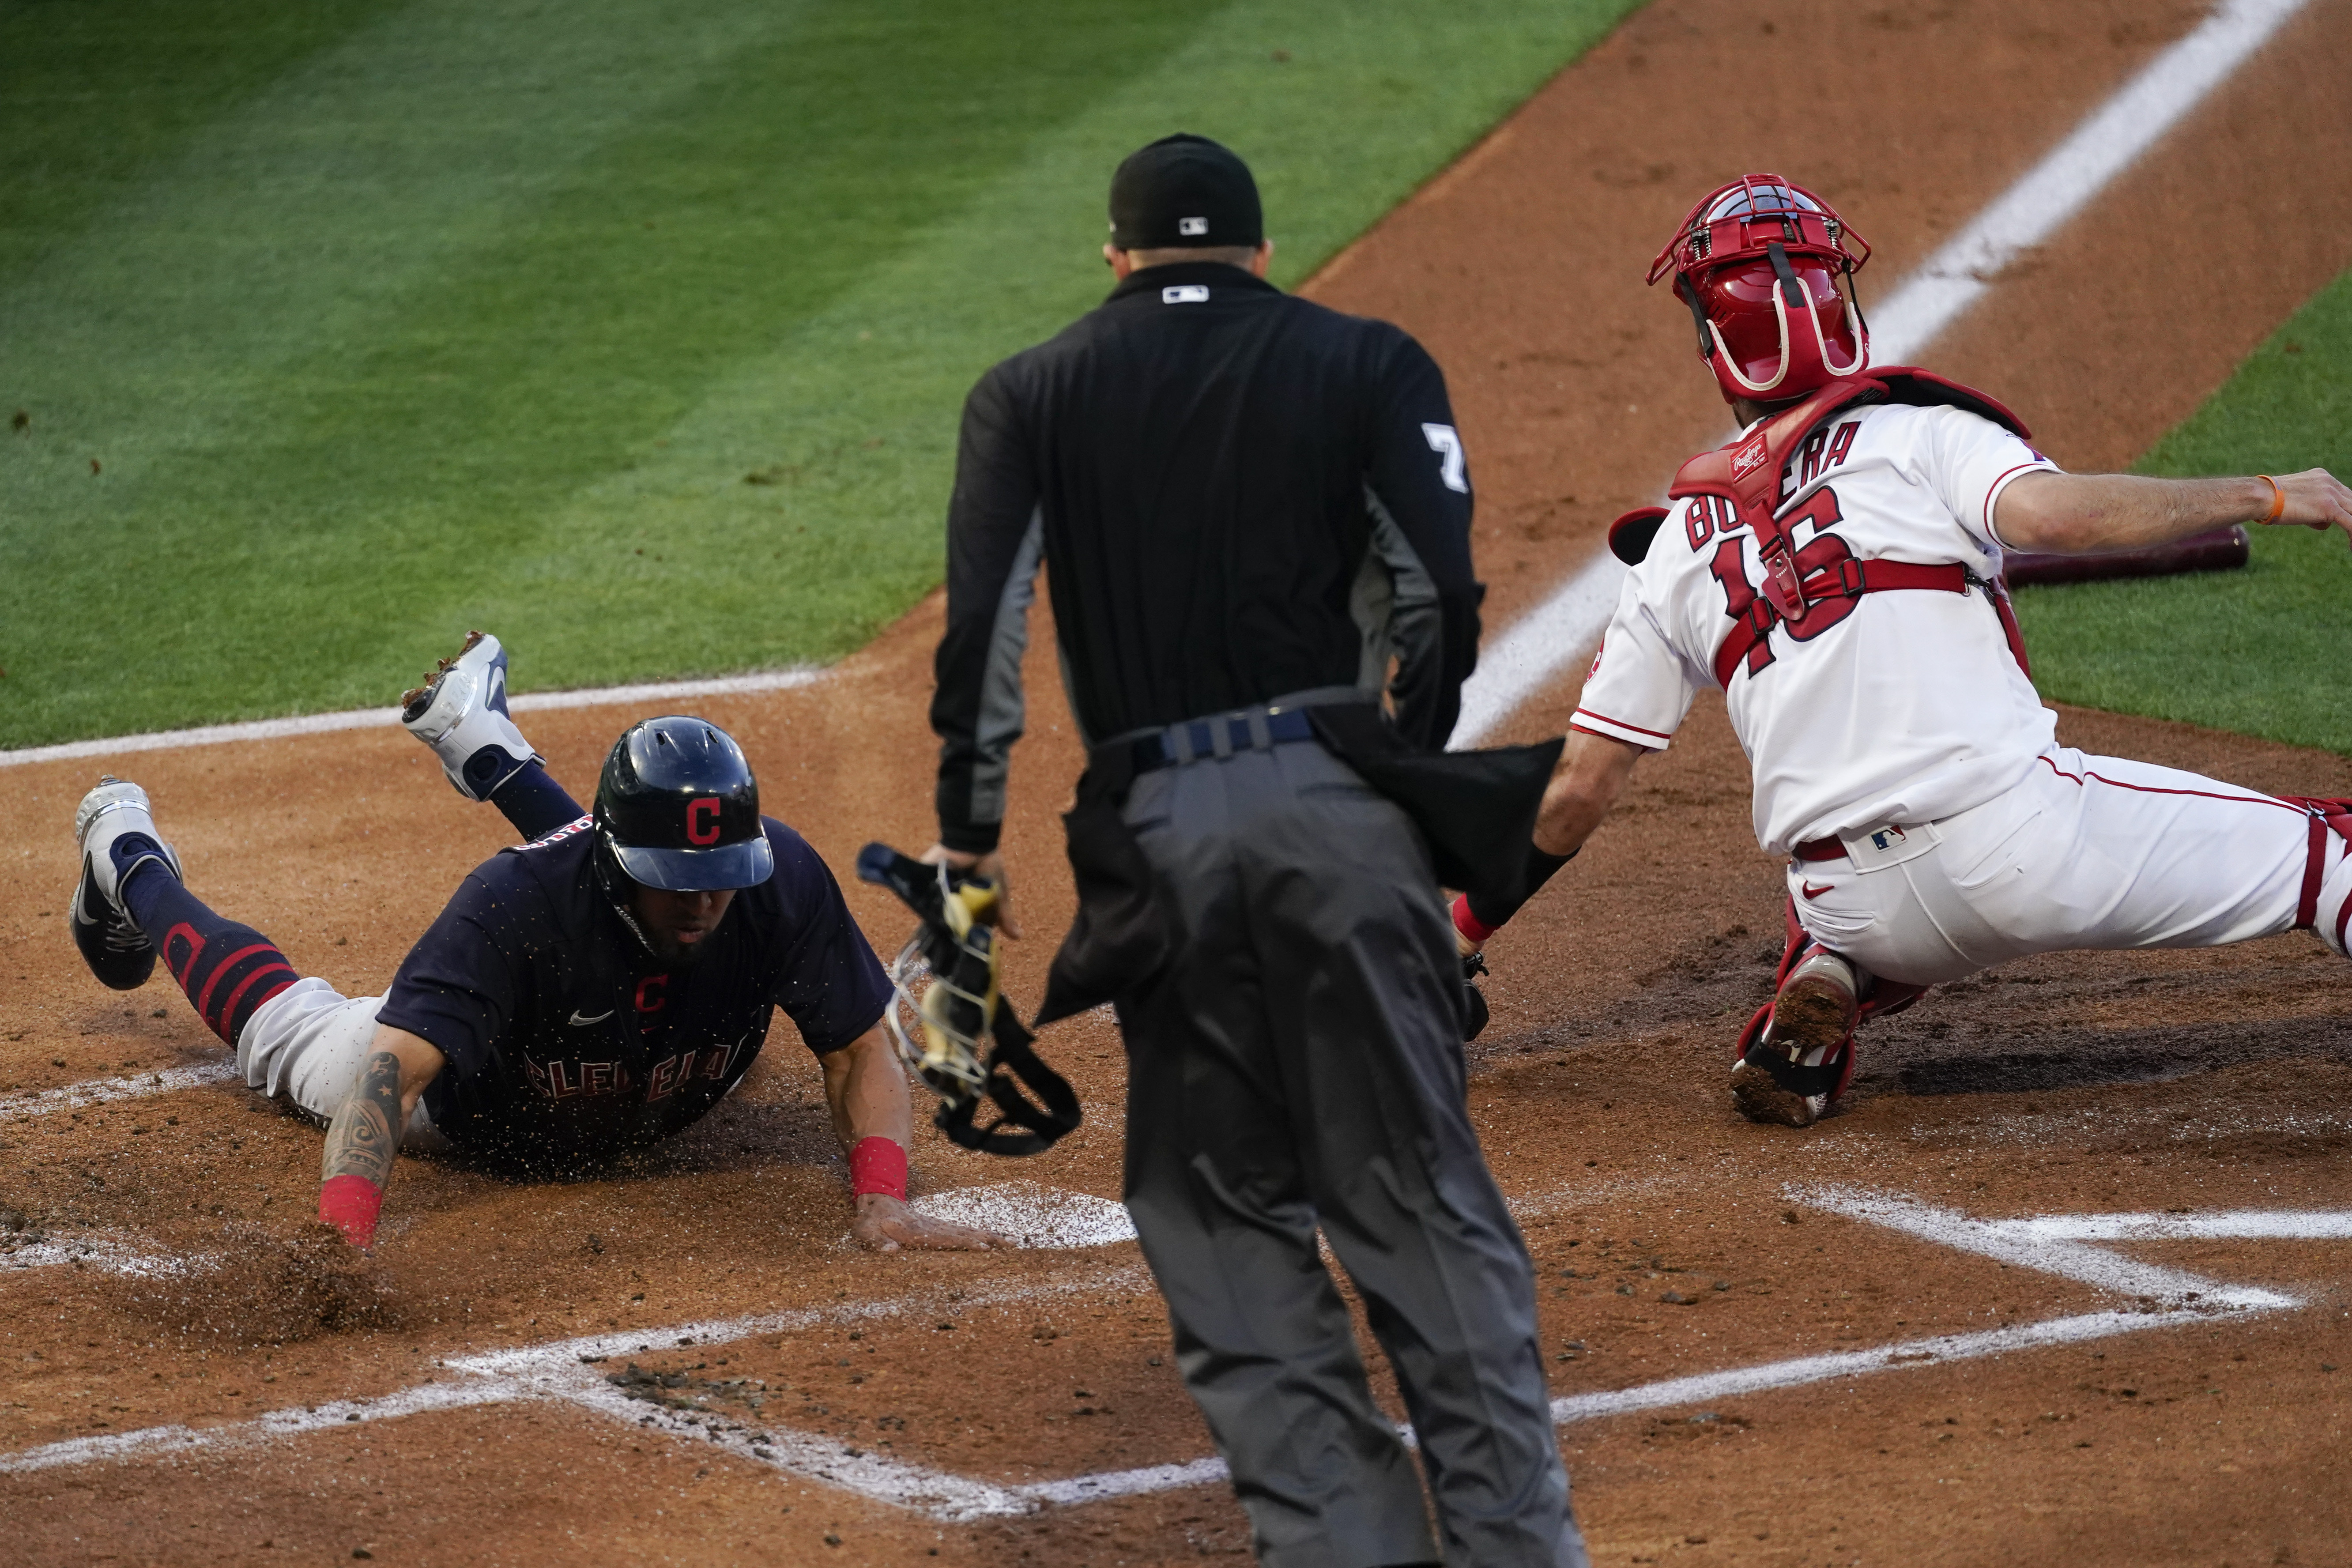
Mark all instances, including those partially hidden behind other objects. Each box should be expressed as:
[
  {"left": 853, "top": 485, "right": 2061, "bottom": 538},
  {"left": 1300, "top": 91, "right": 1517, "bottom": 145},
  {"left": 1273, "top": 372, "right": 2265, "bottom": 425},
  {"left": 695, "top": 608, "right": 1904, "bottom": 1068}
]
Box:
[{"left": 1113, "top": 736, "right": 1588, "bottom": 1568}]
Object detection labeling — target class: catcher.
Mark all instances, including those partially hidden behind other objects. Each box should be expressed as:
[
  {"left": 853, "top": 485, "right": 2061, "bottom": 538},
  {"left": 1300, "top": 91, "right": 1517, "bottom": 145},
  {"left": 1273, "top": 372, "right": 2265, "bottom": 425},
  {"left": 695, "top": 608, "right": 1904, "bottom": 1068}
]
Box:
[
  {"left": 1453, "top": 174, "right": 2352, "bottom": 1127},
  {"left": 65, "top": 633, "right": 999, "bottom": 1250}
]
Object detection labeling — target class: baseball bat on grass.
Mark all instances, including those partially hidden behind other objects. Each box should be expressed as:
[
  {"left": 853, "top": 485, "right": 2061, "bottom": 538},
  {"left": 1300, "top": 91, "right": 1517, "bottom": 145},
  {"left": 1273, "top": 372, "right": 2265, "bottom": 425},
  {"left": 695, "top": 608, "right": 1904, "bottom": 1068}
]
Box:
[{"left": 2002, "top": 524, "right": 2248, "bottom": 587}]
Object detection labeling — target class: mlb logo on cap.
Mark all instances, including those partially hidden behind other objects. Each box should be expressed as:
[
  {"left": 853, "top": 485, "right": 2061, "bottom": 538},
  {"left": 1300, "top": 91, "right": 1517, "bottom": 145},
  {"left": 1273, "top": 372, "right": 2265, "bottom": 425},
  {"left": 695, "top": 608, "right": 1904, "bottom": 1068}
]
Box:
[{"left": 1178, "top": 216, "right": 1208, "bottom": 236}]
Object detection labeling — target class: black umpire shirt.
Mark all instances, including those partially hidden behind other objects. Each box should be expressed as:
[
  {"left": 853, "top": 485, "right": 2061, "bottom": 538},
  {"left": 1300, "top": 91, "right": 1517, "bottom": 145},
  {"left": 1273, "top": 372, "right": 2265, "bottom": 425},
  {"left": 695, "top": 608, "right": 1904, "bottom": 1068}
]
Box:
[{"left": 931, "top": 260, "right": 1483, "bottom": 853}]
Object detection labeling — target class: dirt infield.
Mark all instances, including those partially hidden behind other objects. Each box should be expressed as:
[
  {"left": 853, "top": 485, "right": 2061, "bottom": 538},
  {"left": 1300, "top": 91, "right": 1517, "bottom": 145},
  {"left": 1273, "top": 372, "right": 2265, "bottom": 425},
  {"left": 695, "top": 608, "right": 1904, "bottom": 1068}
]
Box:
[{"left": 6, "top": 0, "right": 2352, "bottom": 1563}]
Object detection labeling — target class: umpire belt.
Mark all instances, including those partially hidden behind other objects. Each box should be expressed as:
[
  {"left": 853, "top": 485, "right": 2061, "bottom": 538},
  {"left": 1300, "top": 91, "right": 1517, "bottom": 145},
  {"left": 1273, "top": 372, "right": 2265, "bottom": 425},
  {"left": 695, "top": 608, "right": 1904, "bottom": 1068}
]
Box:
[{"left": 1107, "top": 691, "right": 1363, "bottom": 775}]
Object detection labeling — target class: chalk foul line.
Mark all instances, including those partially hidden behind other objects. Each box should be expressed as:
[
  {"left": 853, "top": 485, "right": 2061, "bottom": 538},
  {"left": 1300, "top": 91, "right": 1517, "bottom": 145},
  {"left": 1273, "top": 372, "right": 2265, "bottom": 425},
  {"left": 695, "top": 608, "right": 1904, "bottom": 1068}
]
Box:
[
  {"left": 7, "top": 1186, "right": 2343, "bottom": 1520},
  {"left": 0, "top": 667, "right": 827, "bottom": 771},
  {"left": 1447, "top": 0, "right": 2310, "bottom": 747}
]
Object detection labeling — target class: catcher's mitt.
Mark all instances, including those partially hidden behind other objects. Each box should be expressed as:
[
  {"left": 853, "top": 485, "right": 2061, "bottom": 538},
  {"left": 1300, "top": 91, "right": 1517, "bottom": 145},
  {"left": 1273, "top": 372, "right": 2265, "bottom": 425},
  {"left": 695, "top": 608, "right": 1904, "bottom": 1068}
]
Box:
[{"left": 856, "top": 844, "right": 1081, "bottom": 1157}]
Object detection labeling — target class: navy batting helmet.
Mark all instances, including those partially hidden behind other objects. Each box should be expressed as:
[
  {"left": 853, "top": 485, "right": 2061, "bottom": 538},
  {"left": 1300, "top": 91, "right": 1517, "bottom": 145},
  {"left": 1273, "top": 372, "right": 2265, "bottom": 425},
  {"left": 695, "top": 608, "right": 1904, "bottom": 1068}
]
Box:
[{"left": 592, "top": 717, "right": 773, "bottom": 892}]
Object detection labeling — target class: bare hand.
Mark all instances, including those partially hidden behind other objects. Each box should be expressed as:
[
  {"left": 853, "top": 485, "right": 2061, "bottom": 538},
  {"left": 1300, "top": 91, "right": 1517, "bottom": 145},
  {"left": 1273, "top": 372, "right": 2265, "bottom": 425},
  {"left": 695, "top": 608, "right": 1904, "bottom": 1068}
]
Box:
[
  {"left": 850, "top": 1192, "right": 1008, "bottom": 1252},
  {"left": 2269, "top": 467, "right": 2352, "bottom": 545},
  {"left": 918, "top": 842, "right": 1021, "bottom": 939}
]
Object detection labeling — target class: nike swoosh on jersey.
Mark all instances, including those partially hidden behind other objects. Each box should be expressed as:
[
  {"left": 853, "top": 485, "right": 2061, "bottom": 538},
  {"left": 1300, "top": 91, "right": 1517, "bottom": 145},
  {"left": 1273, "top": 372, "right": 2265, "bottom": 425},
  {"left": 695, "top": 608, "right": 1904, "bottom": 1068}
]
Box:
[
  {"left": 1800, "top": 882, "right": 1834, "bottom": 900},
  {"left": 568, "top": 1009, "right": 614, "bottom": 1026}
]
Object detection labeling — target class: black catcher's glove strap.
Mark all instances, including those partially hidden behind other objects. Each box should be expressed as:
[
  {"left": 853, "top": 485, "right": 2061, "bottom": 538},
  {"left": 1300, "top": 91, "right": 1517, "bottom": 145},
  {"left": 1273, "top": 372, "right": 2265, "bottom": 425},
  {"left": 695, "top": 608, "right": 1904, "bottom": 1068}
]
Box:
[{"left": 935, "top": 1005, "right": 1083, "bottom": 1157}]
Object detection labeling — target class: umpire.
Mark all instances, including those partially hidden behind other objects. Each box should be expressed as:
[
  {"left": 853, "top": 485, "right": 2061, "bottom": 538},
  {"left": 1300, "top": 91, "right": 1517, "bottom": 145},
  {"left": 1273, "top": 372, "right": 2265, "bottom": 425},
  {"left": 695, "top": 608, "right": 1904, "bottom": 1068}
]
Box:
[{"left": 924, "top": 135, "right": 1587, "bottom": 1568}]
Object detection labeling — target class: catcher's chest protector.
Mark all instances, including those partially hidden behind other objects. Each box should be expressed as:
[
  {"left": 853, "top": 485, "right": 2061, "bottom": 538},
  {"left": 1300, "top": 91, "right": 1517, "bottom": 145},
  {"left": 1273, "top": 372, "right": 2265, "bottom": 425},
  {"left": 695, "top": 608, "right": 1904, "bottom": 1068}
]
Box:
[{"left": 1671, "top": 367, "right": 2037, "bottom": 687}]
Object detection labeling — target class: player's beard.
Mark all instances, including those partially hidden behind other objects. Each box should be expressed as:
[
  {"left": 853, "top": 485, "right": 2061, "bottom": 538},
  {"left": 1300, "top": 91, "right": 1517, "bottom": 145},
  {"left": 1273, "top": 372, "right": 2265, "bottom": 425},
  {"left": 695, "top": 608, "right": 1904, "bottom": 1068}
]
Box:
[
  {"left": 651, "top": 927, "right": 718, "bottom": 968},
  {"left": 611, "top": 899, "right": 722, "bottom": 968}
]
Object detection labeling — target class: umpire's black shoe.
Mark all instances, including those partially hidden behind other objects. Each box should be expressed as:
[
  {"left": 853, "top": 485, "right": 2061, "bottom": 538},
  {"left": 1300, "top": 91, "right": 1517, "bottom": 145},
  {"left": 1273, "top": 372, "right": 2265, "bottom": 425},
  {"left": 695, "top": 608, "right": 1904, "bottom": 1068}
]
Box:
[
  {"left": 69, "top": 777, "right": 182, "bottom": 991},
  {"left": 1462, "top": 950, "right": 1491, "bottom": 1042}
]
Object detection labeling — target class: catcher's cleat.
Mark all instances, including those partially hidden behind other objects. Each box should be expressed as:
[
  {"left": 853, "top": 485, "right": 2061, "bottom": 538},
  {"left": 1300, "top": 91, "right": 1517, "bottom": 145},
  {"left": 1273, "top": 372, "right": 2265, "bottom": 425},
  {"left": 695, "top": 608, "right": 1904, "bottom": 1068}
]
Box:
[
  {"left": 1461, "top": 950, "right": 1491, "bottom": 1042},
  {"left": 1730, "top": 948, "right": 1860, "bottom": 1129},
  {"left": 400, "top": 630, "right": 540, "bottom": 802},
  {"left": 69, "top": 776, "right": 184, "bottom": 991}
]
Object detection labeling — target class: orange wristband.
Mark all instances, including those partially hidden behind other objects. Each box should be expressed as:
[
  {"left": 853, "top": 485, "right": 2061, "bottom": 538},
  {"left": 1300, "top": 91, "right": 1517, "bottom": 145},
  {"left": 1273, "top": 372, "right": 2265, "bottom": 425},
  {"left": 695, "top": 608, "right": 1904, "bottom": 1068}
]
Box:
[{"left": 2257, "top": 474, "right": 2286, "bottom": 524}]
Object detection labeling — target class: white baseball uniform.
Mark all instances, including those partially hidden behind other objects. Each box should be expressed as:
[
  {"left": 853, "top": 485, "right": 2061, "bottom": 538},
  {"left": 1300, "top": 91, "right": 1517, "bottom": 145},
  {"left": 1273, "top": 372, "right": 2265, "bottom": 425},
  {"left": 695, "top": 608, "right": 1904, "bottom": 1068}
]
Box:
[
  {"left": 238, "top": 980, "right": 445, "bottom": 1149},
  {"left": 1573, "top": 400, "right": 2352, "bottom": 986}
]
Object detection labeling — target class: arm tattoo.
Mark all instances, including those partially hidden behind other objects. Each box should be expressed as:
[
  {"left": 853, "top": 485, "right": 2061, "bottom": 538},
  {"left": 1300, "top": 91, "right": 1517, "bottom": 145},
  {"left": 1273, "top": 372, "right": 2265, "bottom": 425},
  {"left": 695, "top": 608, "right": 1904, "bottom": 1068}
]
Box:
[{"left": 321, "top": 1050, "right": 404, "bottom": 1191}]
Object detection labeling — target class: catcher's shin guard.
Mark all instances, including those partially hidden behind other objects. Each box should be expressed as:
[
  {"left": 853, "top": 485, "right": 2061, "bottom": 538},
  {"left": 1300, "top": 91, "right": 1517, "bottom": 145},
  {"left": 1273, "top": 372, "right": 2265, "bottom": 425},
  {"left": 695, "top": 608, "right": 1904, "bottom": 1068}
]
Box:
[
  {"left": 1730, "top": 895, "right": 1925, "bottom": 1127},
  {"left": 856, "top": 844, "right": 1082, "bottom": 1157}
]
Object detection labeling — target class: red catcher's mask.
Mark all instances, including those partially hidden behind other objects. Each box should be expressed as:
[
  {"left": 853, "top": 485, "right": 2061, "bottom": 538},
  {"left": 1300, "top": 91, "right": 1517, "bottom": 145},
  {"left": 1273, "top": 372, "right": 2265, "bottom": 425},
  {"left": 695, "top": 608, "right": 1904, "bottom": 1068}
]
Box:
[{"left": 1650, "top": 175, "right": 1873, "bottom": 405}]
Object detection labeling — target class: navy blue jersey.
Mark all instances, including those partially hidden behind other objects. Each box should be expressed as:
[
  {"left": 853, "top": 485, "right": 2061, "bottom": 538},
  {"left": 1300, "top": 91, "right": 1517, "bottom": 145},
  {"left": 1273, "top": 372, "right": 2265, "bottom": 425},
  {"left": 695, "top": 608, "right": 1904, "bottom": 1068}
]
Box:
[{"left": 377, "top": 815, "right": 892, "bottom": 1166}]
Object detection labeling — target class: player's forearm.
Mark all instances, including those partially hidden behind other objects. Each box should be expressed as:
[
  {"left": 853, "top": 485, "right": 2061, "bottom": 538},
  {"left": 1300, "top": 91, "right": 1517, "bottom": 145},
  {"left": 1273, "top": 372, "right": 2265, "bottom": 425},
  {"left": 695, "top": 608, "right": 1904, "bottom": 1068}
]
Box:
[
  {"left": 1532, "top": 730, "right": 1645, "bottom": 859},
  {"left": 823, "top": 1028, "right": 916, "bottom": 1151},
  {"left": 318, "top": 1026, "right": 444, "bottom": 1249},
  {"left": 1994, "top": 471, "right": 2274, "bottom": 554},
  {"left": 822, "top": 1027, "right": 915, "bottom": 1208}
]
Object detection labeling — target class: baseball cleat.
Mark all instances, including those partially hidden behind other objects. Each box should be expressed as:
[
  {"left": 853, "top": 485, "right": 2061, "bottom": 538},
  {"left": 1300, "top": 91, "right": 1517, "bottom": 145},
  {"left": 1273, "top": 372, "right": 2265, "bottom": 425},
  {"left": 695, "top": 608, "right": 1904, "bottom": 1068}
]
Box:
[
  {"left": 400, "top": 630, "right": 540, "bottom": 802},
  {"left": 1731, "top": 948, "right": 1861, "bottom": 1128},
  {"left": 69, "top": 776, "right": 184, "bottom": 991}
]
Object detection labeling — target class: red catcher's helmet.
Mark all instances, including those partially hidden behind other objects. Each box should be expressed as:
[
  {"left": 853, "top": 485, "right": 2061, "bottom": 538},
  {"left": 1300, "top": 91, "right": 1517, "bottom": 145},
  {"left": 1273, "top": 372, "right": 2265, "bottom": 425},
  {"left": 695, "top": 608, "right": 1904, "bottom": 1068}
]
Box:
[{"left": 1650, "top": 175, "right": 1873, "bottom": 405}]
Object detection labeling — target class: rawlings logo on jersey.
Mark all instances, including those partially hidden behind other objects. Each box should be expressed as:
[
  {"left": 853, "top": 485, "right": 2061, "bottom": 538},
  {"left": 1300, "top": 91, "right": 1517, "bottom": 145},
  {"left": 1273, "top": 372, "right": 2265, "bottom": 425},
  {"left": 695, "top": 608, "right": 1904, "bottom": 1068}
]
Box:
[{"left": 1730, "top": 433, "right": 1770, "bottom": 479}]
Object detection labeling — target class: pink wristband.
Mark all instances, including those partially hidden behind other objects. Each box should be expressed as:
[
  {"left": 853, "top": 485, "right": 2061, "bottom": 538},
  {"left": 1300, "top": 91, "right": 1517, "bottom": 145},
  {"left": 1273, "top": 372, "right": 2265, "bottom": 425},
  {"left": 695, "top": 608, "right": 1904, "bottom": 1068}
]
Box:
[
  {"left": 1452, "top": 893, "right": 1499, "bottom": 947},
  {"left": 319, "top": 1174, "right": 385, "bottom": 1250},
  {"left": 849, "top": 1136, "right": 909, "bottom": 1201}
]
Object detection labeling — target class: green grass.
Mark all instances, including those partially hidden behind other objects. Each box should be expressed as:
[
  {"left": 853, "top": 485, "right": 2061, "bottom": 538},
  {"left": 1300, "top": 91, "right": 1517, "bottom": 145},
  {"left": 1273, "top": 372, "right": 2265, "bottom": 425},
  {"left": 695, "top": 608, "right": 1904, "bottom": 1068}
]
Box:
[
  {"left": 0, "top": 0, "right": 1643, "bottom": 749},
  {"left": 2012, "top": 266, "right": 2352, "bottom": 755}
]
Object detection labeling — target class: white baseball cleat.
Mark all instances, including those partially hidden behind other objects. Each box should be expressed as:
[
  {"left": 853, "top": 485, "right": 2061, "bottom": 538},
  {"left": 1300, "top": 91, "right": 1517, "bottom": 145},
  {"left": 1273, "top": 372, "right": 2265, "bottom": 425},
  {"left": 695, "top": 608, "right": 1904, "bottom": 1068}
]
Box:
[
  {"left": 400, "top": 630, "right": 540, "bottom": 801},
  {"left": 70, "top": 776, "right": 184, "bottom": 991},
  {"left": 1730, "top": 948, "right": 1860, "bottom": 1129}
]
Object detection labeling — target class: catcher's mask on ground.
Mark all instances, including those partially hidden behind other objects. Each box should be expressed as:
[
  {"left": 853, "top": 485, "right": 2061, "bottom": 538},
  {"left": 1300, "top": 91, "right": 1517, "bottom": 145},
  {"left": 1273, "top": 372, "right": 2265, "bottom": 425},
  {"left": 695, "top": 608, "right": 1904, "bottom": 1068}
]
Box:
[
  {"left": 1651, "top": 174, "right": 1873, "bottom": 404},
  {"left": 592, "top": 716, "right": 773, "bottom": 894}
]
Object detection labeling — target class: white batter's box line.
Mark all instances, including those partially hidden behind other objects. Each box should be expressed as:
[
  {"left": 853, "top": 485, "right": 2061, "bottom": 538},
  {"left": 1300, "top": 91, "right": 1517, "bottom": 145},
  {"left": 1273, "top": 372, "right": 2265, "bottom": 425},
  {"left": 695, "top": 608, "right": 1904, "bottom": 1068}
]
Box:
[
  {"left": 0, "top": 1232, "right": 205, "bottom": 1280},
  {"left": 4, "top": 1193, "right": 2346, "bottom": 1515},
  {"left": 0, "top": 1379, "right": 520, "bottom": 1476},
  {"left": 0, "top": 1266, "right": 1146, "bottom": 1490},
  {"left": 1443, "top": 0, "right": 2311, "bottom": 748},
  {"left": 450, "top": 1261, "right": 1153, "bottom": 1382},
  {"left": 0, "top": 1058, "right": 241, "bottom": 1121},
  {"left": 0, "top": 667, "right": 828, "bottom": 771},
  {"left": 1791, "top": 1184, "right": 2302, "bottom": 1311},
  {"left": 555, "top": 1375, "right": 1033, "bottom": 1522}
]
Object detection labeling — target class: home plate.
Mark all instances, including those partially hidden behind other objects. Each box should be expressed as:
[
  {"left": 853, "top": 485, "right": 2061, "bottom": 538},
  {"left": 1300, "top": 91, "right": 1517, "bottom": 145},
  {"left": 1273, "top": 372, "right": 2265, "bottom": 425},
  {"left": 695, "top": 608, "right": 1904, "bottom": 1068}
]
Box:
[{"left": 911, "top": 1181, "right": 1137, "bottom": 1249}]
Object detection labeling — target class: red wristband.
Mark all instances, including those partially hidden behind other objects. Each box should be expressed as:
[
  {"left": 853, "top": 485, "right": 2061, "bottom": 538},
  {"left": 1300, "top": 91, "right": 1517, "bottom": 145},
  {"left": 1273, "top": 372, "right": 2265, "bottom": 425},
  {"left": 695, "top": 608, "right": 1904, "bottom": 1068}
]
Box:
[
  {"left": 319, "top": 1174, "right": 385, "bottom": 1250},
  {"left": 1452, "top": 893, "right": 1499, "bottom": 947},
  {"left": 849, "top": 1136, "right": 908, "bottom": 1202}
]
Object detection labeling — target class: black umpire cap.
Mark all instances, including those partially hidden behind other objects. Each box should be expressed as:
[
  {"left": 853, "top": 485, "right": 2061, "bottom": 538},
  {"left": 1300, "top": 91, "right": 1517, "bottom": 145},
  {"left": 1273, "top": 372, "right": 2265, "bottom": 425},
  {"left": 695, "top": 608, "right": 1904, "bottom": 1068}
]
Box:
[{"left": 1108, "top": 133, "right": 1263, "bottom": 251}]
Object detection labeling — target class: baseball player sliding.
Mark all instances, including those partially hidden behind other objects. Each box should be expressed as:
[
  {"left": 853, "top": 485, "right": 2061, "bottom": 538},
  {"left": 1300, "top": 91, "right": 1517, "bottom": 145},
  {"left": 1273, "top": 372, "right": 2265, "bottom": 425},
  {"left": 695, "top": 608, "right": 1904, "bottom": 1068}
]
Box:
[
  {"left": 65, "top": 633, "right": 998, "bottom": 1250},
  {"left": 1454, "top": 175, "right": 2352, "bottom": 1128}
]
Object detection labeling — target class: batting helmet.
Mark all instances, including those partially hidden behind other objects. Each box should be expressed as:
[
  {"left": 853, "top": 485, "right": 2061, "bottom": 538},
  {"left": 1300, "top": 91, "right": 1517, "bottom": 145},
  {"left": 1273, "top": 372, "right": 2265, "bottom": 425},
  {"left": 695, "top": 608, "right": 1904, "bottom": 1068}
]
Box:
[
  {"left": 1651, "top": 175, "right": 1873, "bottom": 405},
  {"left": 592, "top": 716, "right": 773, "bottom": 893}
]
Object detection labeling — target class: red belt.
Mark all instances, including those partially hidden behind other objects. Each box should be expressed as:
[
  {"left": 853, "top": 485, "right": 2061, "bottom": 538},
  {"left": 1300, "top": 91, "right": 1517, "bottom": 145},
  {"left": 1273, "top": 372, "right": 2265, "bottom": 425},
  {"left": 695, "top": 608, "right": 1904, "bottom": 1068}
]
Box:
[{"left": 1790, "top": 827, "right": 1920, "bottom": 863}]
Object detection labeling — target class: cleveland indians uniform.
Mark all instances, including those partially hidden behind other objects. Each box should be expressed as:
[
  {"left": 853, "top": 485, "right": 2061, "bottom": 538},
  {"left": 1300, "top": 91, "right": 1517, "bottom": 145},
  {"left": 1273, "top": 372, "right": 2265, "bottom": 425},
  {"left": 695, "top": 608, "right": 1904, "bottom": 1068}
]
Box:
[
  {"left": 1572, "top": 400, "right": 2352, "bottom": 986},
  {"left": 212, "top": 780, "right": 891, "bottom": 1167}
]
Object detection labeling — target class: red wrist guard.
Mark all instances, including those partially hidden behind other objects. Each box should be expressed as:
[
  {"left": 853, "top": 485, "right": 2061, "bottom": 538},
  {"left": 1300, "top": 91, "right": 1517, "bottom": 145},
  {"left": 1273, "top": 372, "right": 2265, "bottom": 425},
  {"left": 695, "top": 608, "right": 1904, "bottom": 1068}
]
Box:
[
  {"left": 849, "top": 1136, "right": 908, "bottom": 1201},
  {"left": 319, "top": 1174, "right": 385, "bottom": 1250},
  {"left": 1452, "top": 893, "right": 1499, "bottom": 947}
]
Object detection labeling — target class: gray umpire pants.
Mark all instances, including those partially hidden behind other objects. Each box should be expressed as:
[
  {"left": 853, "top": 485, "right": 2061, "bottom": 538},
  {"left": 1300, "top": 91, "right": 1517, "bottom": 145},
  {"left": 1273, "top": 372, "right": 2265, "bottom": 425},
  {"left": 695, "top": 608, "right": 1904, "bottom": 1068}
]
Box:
[{"left": 1114, "top": 736, "right": 1587, "bottom": 1568}]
